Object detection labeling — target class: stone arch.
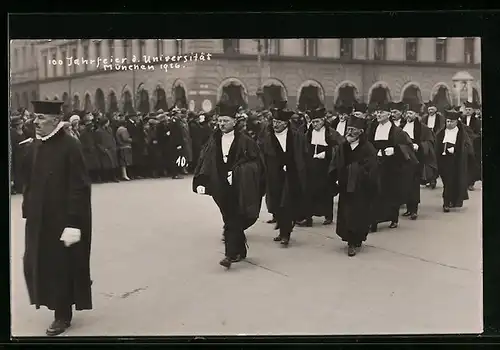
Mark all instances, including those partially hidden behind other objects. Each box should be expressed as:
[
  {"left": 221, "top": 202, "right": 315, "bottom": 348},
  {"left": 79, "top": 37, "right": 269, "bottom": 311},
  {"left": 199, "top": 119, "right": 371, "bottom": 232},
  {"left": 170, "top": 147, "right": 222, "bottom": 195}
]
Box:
[
  {"left": 430, "top": 82, "right": 452, "bottom": 111},
  {"left": 217, "top": 77, "right": 249, "bottom": 107},
  {"left": 171, "top": 79, "right": 188, "bottom": 109},
  {"left": 262, "top": 78, "right": 288, "bottom": 100},
  {"left": 53, "top": 95, "right": 60, "bottom": 101},
  {"left": 400, "top": 82, "right": 423, "bottom": 105},
  {"left": 108, "top": 89, "right": 119, "bottom": 113},
  {"left": 262, "top": 78, "right": 288, "bottom": 109},
  {"left": 367, "top": 81, "right": 392, "bottom": 104},
  {"left": 154, "top": 84, "right": 168, "bottom": 111},
  {"left": 334, "top": 80, "right": 360, "bottom": 107},
  {"left": 297, "top": 79, "right": 325, "bottom": 104},
  {"left": 83, "top": 91, "right": 93, "bottom": 113},
  {"left": 95, "top": 88, "right": 106, "bottom": 113},
  {"left": 72, "top": 93, "right": 81, "bottom": 111},
  {"left": 136, "top": 83, "right": 150, "bottom": 114},
  {"left": 44, "top": 96, "right": 50, "bottom": 100}
]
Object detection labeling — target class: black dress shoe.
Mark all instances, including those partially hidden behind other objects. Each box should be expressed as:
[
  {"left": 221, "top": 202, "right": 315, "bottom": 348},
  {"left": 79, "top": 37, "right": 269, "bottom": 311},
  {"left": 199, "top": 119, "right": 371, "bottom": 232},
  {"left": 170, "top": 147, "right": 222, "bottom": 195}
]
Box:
[
  {"left": 323, "top": 218, "right": 333, "bottom": 225},
  {"left": 280, "top": 238, "right": 290, "bottom": 247},
  {"left": 273, "top": 235, "right": 282, "bottom": 242},
  {"left": 402, "top": 211, "right": 412, "bottom": 217},
  {"left": 296, "top": 219, "right": 312, "bottom": 227},
  {"left": 46, "top": 320, "right": 71, "bottom": 336},
  {"left": 266, "top": 218, "right": 277, "bottom": 224},
  {"left": 389, "top": 221, "right": 398, "bottom": 229},
  {"left": 347, "top": 246, "right": 356, "bottom": 257},
  {"left": 410, "top": 213, "right": 418, "bottom": 220},
  {"left": 443, "top": 206, "right": 450, "bottom": 213},
  {"left": 369, "top": 224, "right": 378, "bottom": 233},
  {"left": 219, "top": 257, "right": 232, "bottom": 268}
]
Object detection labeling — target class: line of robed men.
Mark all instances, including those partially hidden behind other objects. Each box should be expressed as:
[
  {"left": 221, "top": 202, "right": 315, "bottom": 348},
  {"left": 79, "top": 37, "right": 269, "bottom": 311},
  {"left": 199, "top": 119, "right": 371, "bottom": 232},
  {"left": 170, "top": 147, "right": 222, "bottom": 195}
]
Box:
[{"left": 193, "top": 98, "right": 478, "bottom": 268}]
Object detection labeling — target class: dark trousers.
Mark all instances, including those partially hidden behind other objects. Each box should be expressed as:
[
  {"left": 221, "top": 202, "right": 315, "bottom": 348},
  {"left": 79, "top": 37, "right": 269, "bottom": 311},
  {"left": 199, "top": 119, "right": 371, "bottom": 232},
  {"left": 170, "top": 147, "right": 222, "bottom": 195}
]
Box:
[
  {"left": 276, "top": 205, "right": 294, "bottom": 240},
  {"left": 54, "top": 304, "right": 73, "bottom": 323},
  {"left": 215, "top": 195, "right": 247, "bottom": 259},
  {"left": 406, "top": 201, "right": 419, "bottom": 214}
]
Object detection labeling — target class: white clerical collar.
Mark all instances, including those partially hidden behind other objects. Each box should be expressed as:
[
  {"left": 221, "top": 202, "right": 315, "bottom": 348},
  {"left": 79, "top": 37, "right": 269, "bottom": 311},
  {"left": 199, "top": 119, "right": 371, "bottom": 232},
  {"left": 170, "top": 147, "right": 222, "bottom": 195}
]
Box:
[
  {"left": 36, "top": 122, "right": 65, "bottom": 142},
  {"left": 350, "top": 140, "right": 360, "bottom": 150},
  {"left": 447, "top": 126, "right": 459, "bottom": 132},
  {"left": 275, "top": 127, "right": 288, "bottom": 137}
]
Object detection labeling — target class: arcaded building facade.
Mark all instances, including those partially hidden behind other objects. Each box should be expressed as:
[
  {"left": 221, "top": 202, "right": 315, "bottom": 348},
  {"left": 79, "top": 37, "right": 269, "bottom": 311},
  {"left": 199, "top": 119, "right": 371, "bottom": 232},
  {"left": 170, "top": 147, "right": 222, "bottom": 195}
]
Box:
[{"left": 10, "top": 38, "right": 481, "bottom": 114}]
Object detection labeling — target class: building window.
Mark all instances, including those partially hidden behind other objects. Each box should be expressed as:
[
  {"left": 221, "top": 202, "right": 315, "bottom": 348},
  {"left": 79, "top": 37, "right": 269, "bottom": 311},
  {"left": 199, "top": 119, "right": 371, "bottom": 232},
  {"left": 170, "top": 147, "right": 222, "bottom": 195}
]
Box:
[
  {"left": 373, "top": 38, "right": 386, "bottom": 60},
  {"left": 175, "top": 39, "right": 184, "bottom": 55},
  {"left": 263, "top": 39, "right": 280, "bottom": 55},
  {"left": 139, "top": 40, "right": 146, "bottom": 61},
  {"left": 223, "top": 39, "right": 239, "bottom": 54},
  {"left": 83, "top": 43, "right": 89, "bottom": 71},
  {"left": 51, "top": 52, "right": 57, "bottom": 77},
  {"left": 156, "top": 39, "right": 164, "bottom": 57},
  {"left": 435, "top": 37, "right": 447, "bottom": 62},
  {"left": 108, "top": 39, "right": 115, "bottom": 57},
  {"left": 72, "top": 47, "right": 77, "bottom": 74},
  {"left": 61, "top": 49, "right": 67, "bottom": 76},
  {"left": 464, "top": 37, "right": 475, "bottom": 64},
  {"left": 95, "top": 40, "right": 102, "bottom": 60},
  {"left": 303, "top": 39, "right": 318, "bottom": 57},
  {"left": 42, "top": 50, "right": 48, "bottom": 78},
  {"left": 340, "top": 39, "right": 353, "bottom": 59},
  {"left": 405, "top": 38, "right": 418, "bottom": 61}
]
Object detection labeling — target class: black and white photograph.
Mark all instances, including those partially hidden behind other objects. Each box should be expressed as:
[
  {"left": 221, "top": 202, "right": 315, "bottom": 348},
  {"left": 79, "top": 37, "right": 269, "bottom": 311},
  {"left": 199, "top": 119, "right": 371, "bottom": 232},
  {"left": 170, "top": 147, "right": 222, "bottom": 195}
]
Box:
[{"left": 9, "top": 37, "right": 482, "bottom": 337}]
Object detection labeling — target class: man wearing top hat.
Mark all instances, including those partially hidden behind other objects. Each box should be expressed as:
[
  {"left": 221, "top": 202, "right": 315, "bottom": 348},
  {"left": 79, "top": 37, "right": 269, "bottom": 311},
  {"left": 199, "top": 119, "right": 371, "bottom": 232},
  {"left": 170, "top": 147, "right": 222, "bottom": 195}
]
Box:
[
  {"left": 297, "top": 106, "right": 344, "bottom": 227},
  {"left": 20, "top": 100, "right": 93, "bottom": 336},
  {"left": 436, "top": 109, "right": 473, "bottom": 212},
  {"left": 399, "top": 103, "right": 438, "bottom": 220},
  {"left": 366, "top": 103, "right": 418, "bottom": 232},
  {"left": 328, "top": 114, "right": 379, "bottom": 256},
  {"left": 331, "top": 105, "right": 352, "bottom": 137},
  {"left": 193, "top": 103, "right": 266, "bottom": 269},
  {"left": 260, "top": 103, "right": 309, "bottom": 247},
  {"left": 461, "top": 101, "right": 482, "bottom": 190}
]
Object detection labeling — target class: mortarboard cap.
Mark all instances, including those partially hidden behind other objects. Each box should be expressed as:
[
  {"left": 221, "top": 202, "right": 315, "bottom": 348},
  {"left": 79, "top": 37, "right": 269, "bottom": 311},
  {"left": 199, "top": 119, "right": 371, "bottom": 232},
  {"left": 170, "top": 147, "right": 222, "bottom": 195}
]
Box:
[
  {"left": 31, "top": 100, "right": 64, "bottom": 115},
  {"left": 444, "top": 109, "right": 461, "bottom": 120},
  {"left": 272, "top": 109, "right": 294, "bottom": 122},
  {"left": 347, "top": 115, "right": 367, "bottom": 130}
]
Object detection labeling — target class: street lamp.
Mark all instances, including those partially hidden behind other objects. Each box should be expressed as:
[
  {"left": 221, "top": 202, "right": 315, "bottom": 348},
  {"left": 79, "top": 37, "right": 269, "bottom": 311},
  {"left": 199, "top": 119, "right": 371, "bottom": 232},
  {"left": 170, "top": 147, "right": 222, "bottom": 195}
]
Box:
[
  {"left": 253, "top": 39, "right": 264, "bottom": 109},
  {"left": 452, "top": 71, "right": 474, "bottom": 106}
]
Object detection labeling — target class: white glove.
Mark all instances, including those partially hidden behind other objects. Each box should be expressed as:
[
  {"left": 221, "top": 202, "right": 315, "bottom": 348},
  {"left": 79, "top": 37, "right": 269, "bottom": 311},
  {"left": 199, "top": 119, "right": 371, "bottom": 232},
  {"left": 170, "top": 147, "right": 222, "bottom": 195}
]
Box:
[
  {"left": 315, "top": 152, "right": 326, "bottom": 159},
  {"left": 448, "top": 147, "right": 455, "bottom": 154},
  {"left": 283, "top": 165, "right": 287, "bottom": 172},
  {"left": 60, "top": 227, "right": 81, "bottom": 247},
  {"left": 227, "top": 171, "right": 233, "bottom": 185},
  {"left": 413, "top": 143, "right": 419, "bottom": 151},
  {"left": 196, "top": 185, "right": 206, "bottom": 194},
  {"left": 384, "top": 147, "right": 395, "bottom": 156},
  {"left": 377, "top": 149, "right": 383, "bottom": 157},
  {"left": 176, "top": 145, "right": 182, "bottom": 150}
]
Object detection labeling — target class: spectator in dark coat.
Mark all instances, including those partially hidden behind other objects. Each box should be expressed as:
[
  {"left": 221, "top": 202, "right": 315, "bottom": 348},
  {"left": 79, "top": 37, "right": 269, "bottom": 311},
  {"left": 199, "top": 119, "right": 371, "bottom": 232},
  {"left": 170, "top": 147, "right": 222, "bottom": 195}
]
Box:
[{"left": 94, "top": 117, "right": 120, "bottom": 182}]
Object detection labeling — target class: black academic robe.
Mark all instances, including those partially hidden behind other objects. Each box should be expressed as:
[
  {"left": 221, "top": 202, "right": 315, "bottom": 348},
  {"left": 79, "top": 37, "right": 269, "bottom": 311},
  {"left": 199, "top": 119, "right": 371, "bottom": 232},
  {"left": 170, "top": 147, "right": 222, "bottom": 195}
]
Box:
[
  {"left": 21, "top": 130, "right": 92, "bottom": 311},
  {"left": 10, "top": 128, "right": 29, "bottom": 193},
  {"left": 261, "top": 125, "right": 309, "bottom": 221},
  {"left": 330, "top": 118, "right": 348, "bottom": 136},
  {"left": 460, "top": 114, "right": 482, "bottom": 183},
  {"left": 193, "top": 129, "right": 266, "bottom": 229},
  {"left": 436, "top": 123, "right": 473, "bottom": 207},
  {"left": 189, "top": 120, "right": 212, "bottom": 171},
  {"left": 366, "top": 121, "right": 419, "bottom": 224},
  {"left": 421, "top": 112, "right": 446, "bottom": 135},
  {"left": 305, "top": 126, "right": 344, "bottom": 217},
  {"left": 399, "top": 119, "right": 438, "bottom": 204},
  {"left": 329, "top": 138, "right": 379, "bottom": 244}
]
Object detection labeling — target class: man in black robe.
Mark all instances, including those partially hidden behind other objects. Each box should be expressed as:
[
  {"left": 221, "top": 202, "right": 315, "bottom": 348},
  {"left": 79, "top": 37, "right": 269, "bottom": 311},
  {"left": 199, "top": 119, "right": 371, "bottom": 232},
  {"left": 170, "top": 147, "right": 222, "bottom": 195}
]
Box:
[
  {"left": 297, "top": 107, "right": 344, "bottom": 227},
  {"left": 330, "top": 105, "right": 351, "bottom": 137},
  {"left": 193, "top": 103, "right": 266, "bottom": 269},
  {"left": 400, "top": 103, "right": 438, "bottom": 220},
  {"left": 21, "top": 101, "right": 92, "bottom": 336},
  {"left": 460, "top": 101, "right": 482, "bottom": 190},
  {"left": 329, "top": 115, "right": 379, "bottom": 256},
  {"left": 366, "top": 103, "right": 418, "bottom": 232},
  {"left": 389, "top": 102, "right": 405, "bottom": 128},
  {"left": 436, "top": 109, "right": 473, "bottom": 212},
  {"left": 260, "top": 106, "right": 309, "bottom": 247},
  {"left": 421, "top": 101, "right": 446, "bottom": 189}
]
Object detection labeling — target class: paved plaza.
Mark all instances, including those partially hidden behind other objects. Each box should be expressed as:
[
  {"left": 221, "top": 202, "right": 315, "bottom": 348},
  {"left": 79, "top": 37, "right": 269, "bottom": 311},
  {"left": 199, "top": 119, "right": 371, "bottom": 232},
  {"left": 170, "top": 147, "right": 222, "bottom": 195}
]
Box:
[{"left": 10, "top": 177, "right": 483, "bottom": 336}]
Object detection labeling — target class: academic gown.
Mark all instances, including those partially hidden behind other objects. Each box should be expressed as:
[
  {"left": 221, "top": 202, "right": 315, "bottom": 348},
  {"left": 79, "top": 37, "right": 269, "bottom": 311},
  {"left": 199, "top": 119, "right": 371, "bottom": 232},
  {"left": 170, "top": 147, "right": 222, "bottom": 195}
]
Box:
[
  {"left": 399, "top": 120, "right": 438, "bottom": 205},
  {"left": 435, "top": 123, "right": 473, "bottom": 207},
  {"left": 329, "top": 138, "right": 379, "bottom": 244},
  {"left": 193, "top": 129, "right": 266, "bottom": 257},
  {"left": 460, "top": 114, "right": 482, "bottom": 183},
  {"left": 21, "top": 130, "right": 93, "bottom": 311},
  {"left": 366, "top": 121, "right": 419, "bottom": 224},
  {"left": 305, "top": 126, "right": 344, "bottom": 218},
  {"left": 330, "top": 118, "right": 348, "bottom": 136},
  {"left": 10, "top": 128, "right": 29, "bottom": 193},
  {"left": 261, "top": 126, "right": 309, "bottom": 221}
]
